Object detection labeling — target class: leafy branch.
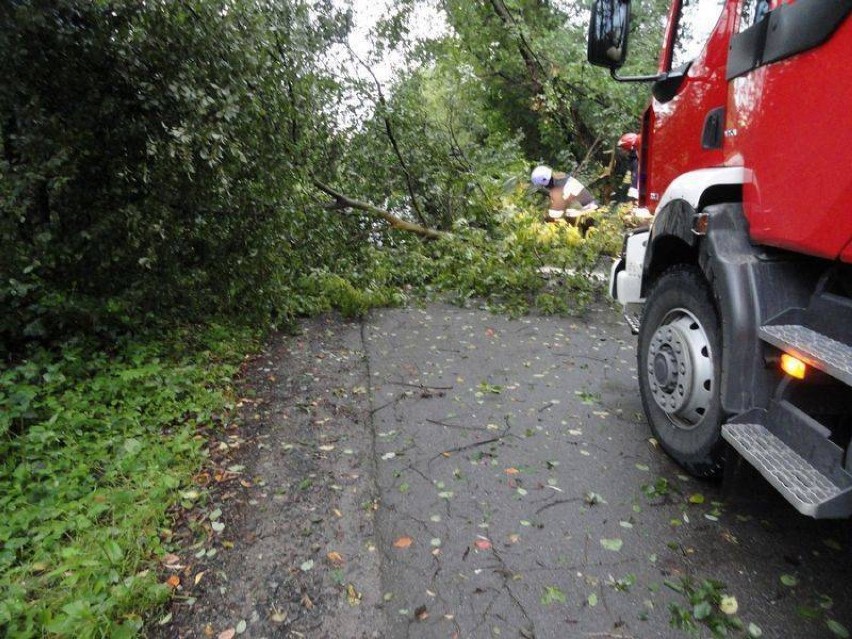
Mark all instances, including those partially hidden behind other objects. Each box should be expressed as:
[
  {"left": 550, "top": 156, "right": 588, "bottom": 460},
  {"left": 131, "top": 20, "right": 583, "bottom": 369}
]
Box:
[{"left": 312, "top": 180, "right": 447, "bottom": 240}]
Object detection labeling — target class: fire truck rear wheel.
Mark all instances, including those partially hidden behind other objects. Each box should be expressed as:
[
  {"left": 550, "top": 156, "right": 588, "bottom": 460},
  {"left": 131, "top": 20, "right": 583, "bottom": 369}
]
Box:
[{"left": 638, "top": 265, "right": 725, "bottom": 478}]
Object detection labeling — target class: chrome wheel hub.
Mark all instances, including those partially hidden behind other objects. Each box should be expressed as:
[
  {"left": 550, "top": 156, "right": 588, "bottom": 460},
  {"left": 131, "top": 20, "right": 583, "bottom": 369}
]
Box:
[{"left": 646, "top": 310, "right": 714, "bottom": 429}]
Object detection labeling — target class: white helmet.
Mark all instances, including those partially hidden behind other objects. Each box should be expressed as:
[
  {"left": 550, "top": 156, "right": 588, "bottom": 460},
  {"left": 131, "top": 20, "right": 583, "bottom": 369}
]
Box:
[{"left": 531, "top": 165, "right": 553, "bottom": 187}]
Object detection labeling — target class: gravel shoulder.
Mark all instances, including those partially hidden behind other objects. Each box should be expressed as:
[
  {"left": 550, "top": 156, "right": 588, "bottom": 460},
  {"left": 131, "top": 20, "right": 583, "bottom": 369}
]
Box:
[{"left": 152, "top": 315, "right": 385, "bottom": 639}]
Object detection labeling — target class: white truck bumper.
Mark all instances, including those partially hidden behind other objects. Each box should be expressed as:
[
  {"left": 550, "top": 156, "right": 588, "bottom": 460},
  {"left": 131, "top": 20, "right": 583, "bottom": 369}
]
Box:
[{"left": 609, "top": 229, "right": 649, "bottom": 332}]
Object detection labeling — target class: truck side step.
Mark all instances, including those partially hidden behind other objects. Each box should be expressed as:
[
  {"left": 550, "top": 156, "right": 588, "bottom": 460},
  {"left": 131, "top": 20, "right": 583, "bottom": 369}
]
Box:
[
  {"left": 759, "top": 324, "right": 852, "bottom": 386},
  {"left": 722, "top": 404, "right": 852, "bottom": 518}
]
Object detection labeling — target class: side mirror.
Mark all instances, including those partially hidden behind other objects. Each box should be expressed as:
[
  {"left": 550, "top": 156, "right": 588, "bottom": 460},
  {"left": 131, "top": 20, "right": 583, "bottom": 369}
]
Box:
[
  {"left": 588, "top": 0, "right": 631, "bottom": 69},
  {"left": 651, "top": 62, "right": 692, "bottom": 103}
]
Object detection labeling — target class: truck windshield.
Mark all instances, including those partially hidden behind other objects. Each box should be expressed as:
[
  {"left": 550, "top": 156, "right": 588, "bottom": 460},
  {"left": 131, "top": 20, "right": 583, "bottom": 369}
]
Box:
[{"left": 671, "top": 0, "right": 725, "bottom": 69}]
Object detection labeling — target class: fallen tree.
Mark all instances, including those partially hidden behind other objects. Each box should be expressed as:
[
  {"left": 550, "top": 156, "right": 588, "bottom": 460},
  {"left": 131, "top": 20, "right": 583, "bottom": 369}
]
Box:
[{"left": 313, "top": 180, "right": 449, "bottom": 240}]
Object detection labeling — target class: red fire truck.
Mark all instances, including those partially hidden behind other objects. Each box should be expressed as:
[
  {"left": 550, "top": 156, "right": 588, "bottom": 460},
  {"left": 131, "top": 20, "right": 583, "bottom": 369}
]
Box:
[{"left": 589, "top": 0, "right": 852, "bottom": 517}]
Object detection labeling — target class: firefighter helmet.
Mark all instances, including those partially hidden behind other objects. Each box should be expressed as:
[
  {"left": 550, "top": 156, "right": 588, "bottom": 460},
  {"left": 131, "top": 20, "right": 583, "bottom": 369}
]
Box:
[
  {"left": 618, "top": 133, "right": 639, "bottom": 151},
  {"left": 530, "top": 165, "right": 553, "bottom": 187}
]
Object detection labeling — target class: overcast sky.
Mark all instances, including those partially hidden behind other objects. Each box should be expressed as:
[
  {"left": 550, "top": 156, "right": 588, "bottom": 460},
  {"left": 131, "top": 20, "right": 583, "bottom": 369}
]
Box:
[{"left": 332, "top": 0, "right": 446, "bottom": 85}]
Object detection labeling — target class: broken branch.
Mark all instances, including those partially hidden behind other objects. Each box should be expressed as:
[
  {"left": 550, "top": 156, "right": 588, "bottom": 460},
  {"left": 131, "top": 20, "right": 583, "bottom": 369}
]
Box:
[{"left": 313, "top": 180, "right": 448, "bottom": 240}]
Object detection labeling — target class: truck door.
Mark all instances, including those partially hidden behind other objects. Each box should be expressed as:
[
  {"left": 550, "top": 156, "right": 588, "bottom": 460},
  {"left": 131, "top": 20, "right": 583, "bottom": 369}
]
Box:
[
  {"left": 726, "top": 0, "right": 852, "bottom": 261},
  {"left": 643, "top": 0, "right": 735, "bottom": 209}
]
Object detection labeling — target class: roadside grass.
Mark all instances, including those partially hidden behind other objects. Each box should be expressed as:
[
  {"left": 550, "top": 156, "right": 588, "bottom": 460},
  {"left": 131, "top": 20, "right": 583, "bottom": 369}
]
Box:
[{"left": 0, "top": 324, "right": 255, "bottom": 638}]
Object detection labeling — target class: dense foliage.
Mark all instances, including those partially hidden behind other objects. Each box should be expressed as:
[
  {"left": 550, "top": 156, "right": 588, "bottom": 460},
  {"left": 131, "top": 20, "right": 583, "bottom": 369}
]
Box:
[
  {"left": 1, "top": 0, "right": 666, "bottom": 634},
  {"left": 1, "top": 0, "right": 661, "bottom": 355},
  {"left": 0, "top": 326, "right": 253, "bottom": 636},
  {"left": 1, "top": 0, "right": 354, "bottom": 353}
]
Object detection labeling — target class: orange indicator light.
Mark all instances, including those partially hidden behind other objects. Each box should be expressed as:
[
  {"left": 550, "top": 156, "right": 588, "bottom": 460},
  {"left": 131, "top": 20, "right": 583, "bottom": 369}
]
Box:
[{"left": 780, "top": 353, "right": 806, "bottom": 379}]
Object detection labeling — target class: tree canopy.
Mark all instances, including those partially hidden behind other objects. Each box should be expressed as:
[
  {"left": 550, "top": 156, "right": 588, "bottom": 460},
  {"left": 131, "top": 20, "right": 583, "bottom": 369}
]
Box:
[{"left": 1, "top": 0, "right": 666, "bottom": 354}]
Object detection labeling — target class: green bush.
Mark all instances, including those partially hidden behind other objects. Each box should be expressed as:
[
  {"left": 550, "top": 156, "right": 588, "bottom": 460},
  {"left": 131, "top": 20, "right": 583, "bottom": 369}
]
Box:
[
  {"left": 0, "top": 325, "right": 254, "bottom": 637},
  {"left": 350, "top": 199, "right": 625, "bottom": 317},
  {"left": 0, "top": 0, "right": 351, "bottom": 354}
]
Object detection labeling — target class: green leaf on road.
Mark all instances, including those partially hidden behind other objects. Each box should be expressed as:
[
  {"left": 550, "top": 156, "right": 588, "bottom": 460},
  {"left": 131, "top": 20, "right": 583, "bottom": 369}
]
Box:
[
  {"left": 693, "top": 601, "right": 712, "bottom": 620},
  {"left": 600, "top": 538, "right": 623, "bottom": 552},
  {"left": 827, "top": 620, "right": 850, "bottom": 638},
  {"left": 584, "top": 491, "right": 606, "bottom": 505},
  {"left": 541, "top": 586, "right": 566, "bottom": 605}
]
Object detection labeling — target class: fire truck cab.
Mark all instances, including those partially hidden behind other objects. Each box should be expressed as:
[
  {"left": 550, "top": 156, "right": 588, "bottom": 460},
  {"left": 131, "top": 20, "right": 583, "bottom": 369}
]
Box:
[{"left": 589, "top": 0, "right": 852, "bottom": 517}]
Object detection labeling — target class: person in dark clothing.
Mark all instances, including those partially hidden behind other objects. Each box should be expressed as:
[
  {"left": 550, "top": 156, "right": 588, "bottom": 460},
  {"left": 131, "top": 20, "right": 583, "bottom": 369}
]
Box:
[{"left": 617, "top": 133, "right": 640, "bottom": 200}]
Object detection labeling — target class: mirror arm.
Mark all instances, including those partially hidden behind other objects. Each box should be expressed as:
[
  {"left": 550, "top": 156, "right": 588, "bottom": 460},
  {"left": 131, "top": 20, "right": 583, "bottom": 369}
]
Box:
[{"left": 610, "top": 67, "right": 666, "bottom": 83}]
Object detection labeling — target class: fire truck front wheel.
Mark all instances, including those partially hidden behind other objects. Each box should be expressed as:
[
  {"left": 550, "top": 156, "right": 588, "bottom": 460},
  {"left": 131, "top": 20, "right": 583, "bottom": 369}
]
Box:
[{"left": 638, "top": 265, "right": 725, "bottom": 478}]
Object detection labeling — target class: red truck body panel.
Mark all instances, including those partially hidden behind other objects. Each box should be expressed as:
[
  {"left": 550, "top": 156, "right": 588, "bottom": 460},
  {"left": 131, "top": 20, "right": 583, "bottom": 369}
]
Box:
[
  {"left": 640, "top": 0, "right": 852, "bottom": 262},
  {"left": 727, "top": 14, "right": 852, "bottom": 261}
]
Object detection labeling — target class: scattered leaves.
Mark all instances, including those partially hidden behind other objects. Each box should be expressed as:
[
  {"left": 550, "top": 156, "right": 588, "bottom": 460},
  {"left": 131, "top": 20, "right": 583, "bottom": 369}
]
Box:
[
  {"left": 780, "top": 574, "right": 798, "bottom": 587},
  {"left": 719, "top": 595, "right": 738, "bottom": 615},
  {"left": 347, "top": 584, "right": 362, "bottom": 606},
  {"left": 393, "top": 536, "right": 413, "bottom": 549},
  {"left": 827, "top": 619, "right": 850, "bottom": 638},
  {"left": 585, "top": 491, "right": 606, "bottom": 506},
  {"left": 541, "top": 585, "right": 567, "bottom": 605},
  {"left": 600, "top": 538, "right": 623, "bottom": 552},
  {"left": 474, "top": 538, "right": 492, "bottom": 551},
  {"left": 163, "top": 553, "right": 180, "bottom": 566}
]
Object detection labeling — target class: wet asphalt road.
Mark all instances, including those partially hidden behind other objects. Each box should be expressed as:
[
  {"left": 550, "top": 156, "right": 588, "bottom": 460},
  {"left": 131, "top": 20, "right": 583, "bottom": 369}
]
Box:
[{"left": 363, "top": 302, "right": 852, "bottom": 639}]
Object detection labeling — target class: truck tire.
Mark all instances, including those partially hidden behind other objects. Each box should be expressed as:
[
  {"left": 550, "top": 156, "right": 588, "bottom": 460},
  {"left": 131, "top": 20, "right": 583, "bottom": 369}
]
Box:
[{"left": 638, "top": 265, "right": 725, "bottom": 478}]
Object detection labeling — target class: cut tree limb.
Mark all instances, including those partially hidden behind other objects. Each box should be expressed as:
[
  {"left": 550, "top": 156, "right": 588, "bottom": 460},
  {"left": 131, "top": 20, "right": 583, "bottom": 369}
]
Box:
[{"left": 313, "top": 181, "right": 448, "bottom": 240}]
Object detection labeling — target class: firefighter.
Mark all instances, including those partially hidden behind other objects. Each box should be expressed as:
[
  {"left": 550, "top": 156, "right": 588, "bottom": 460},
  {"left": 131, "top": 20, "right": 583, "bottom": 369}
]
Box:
[
  {"left": 530, "top": 165, "right": 597, "bottom": 224},
  {"left": 617, "top": 133, "right": 640, "bottom": 200}
]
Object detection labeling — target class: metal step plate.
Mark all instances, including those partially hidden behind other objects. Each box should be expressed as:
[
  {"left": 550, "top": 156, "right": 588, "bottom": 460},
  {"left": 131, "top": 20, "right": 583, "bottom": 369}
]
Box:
[
  {"left": 759, "top": 324, "right": 852, "bottom": 386},
  {"left": 722, "top": 422, "right": 851, "bottom": 518}
]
